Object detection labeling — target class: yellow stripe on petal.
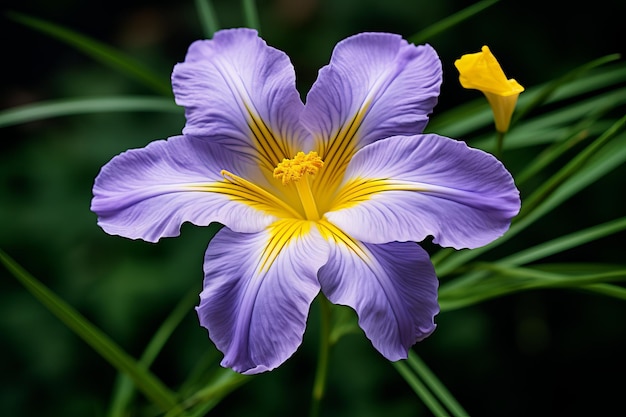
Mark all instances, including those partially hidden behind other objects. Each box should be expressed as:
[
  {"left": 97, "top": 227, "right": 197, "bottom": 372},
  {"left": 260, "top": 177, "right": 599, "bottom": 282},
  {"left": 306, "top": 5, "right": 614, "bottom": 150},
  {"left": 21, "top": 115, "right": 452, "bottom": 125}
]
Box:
[
  {"left": 330, "top": 177, "right": 426, "bottom": 211},
  {"left": 317, "top": 219, "right": 371, "bottom": 264},
  {"left": 185, "top": 173, "right": 302, "bottom": 219},
  {"left": 245, "top": 103, "right": 291, "bottom": 173},
  {"left": 259, "top": 219, "right": 314, "bottom": 272},
  {"left": 313, "top": 101, "right": 372, "bottom": 211}
]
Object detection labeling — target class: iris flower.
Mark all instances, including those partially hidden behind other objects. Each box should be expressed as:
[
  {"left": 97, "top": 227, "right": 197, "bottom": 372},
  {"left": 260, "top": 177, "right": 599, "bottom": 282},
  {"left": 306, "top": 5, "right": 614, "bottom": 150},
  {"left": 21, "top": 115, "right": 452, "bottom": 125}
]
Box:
[
  {"left": 455, "top": 45, "right": 525, "bottom": 133},
  {"left": 91, "top": 29, "right": 520, "bottom": 374}
]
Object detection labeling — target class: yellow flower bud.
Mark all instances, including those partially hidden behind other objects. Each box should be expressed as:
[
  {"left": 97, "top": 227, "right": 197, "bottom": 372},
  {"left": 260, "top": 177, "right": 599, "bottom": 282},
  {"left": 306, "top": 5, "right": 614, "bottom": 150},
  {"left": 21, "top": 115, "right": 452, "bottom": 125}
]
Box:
[{"left": 455, "top": 46, "right": 524, "bottom": 133}]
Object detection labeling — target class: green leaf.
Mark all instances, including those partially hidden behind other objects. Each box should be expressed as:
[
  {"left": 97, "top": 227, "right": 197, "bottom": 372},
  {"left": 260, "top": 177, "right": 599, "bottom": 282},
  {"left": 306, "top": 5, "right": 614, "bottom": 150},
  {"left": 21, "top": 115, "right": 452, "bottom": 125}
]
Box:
[
  {"left": 409, "top": 0, "right": 500, "bottom": 44},
  {"left": 194, "top": 0, "right": 220, "bottom": 38},
  {"left": 392, "top": 361, "right": 450, "bottom": 417},
  {"left": 439, "top": 263, "right": 626, "bottom": 311},
  {"left": 242, "top": 0, "right": 261, "bottom": 33},
  {"left": 0, "top": 96, "right": 181, "bottom": 128},
  {"left": 501, "top": 217, "right": 626, "bottom": 267},
  {"left": 518, "top": 113, "right": 626, "bottom": 219},
  {"left": 108, "top": 290, "right": 198, "bottom": 417},
  {"left": 512, "top": 53, "right": 622, "bottom": 125},
  {"left": 0, "top": 249, "right": 180, "bottom": 413},
  {"left": 406, "top": 352, "right": 469, "bottom": 417},
  {"left": 165, "top": 369, "right": 250, "bottom": 417},
  {"left": 8, "top": 12, "right": 171, "bottom": 96}
]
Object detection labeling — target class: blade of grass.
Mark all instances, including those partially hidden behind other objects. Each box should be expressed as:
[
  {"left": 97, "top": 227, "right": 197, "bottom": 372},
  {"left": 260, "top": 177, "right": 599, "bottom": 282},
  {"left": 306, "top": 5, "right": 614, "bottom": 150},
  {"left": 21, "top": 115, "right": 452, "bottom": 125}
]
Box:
[
  {"left": 194, "top": 0, "right": 220, "bottom": 38},
  {"left": 392, "top": 361, "right": 450, "bottom": 417},
  {"left": 439, "top": 264, "right": 626, "bottom": 310},
  {"left": 409, "top": 0, "right": 499, "bottom": 44},
  {"left": 0, "top": 96, "right": 181, "bottom": 128},
  {"left": 583, "top": 283, "right": 626, "bottom": 301},
  {"left": 519, "top": 114, "right": 626, "bottom": 219},
  {"left": 512, "top": 54, "right": 621, "bottom": 124},
  {"left": 165, "top": 369, "right": 250, "bottom": 417},
  {"left": 8, "top": 12, "right": 171, "bottom": 96},
  {"left": 0, "top": 249, "right": 180, "bottom": 413},
  {"left": 108, "top": 290, "right": 198, "bottom": 417},
  {"left": 242, "top": 0, "right": 261, "bottom": 33},
  {"left": 501, "top": 216, "right": 626, "bottom": 267},
  {"left": 407, "top": 352, "right": 469, "bottom": 417}
]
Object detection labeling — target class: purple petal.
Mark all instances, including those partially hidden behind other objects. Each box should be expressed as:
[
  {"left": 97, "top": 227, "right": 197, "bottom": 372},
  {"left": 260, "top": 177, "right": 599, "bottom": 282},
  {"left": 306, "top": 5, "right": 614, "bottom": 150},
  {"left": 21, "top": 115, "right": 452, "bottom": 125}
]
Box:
[
  {"left": 172, "top": 28, "right": 310, "bottom": 171},
  {"left": 197, "top": 221, "right": 328, "bottom": 374},
  {"left": 91, "top": 135, "right": 279, "bottom": 242},
  {"left": 317, "top": 235, "right": 438, "bottom": 360},
  {"left": 302, "top": 33, "right": 441, "bottom": 178},
  {"left": 325, "top": 134, "right": 520, "bottom": 249}
]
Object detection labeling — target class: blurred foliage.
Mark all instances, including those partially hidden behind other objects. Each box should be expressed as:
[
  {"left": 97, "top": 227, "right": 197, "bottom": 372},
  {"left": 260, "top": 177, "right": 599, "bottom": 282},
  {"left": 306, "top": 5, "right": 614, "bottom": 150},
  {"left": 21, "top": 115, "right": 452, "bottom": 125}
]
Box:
[{"left": 1, "top": 0, "right": 625, "bottom": 416}]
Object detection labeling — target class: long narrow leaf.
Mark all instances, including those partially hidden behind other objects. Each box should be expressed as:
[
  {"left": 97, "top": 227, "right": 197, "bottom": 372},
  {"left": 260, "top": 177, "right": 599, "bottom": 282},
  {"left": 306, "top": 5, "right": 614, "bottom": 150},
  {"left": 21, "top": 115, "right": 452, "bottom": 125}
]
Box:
[
  {"left": 407, "top": 352, "right": 469, "bottom": 417},
  {"left": 439, "top": 264, "right": 626, "bottom": 310},
  {"left": 512, "top": 53, "right": 621, "bottom": 124},
  {"left": 501, "top": 217, "right": 626, "bottom": 267},
  {"left": 392, "top": 361, "right": 450, "bottom": 417},
  {"left": 0, "top": 96, "right": 181, "bottom": 128},
  {"left": 194, "top": 0, "right": 220, "bottom": 38},
  {"left": 242, "top": 0, "right": 261, "bottom": 33},
  {"left": 409, "top": 0, "right": 499, "bottom": 44},
  {"left": 108, "top": 290, "right": 198, "bottom": 417},
  {"left": 519, "top": 114, "right": 626, "bottom": 219},
  {"left": 8, "top": 12, "right": 171, "bottom": 96},
  {"left": 166, "top": 369, "right": 250, "bottom": 417},
  {"left": 0, "top": 249, "right": 180, "bottom": 413}
]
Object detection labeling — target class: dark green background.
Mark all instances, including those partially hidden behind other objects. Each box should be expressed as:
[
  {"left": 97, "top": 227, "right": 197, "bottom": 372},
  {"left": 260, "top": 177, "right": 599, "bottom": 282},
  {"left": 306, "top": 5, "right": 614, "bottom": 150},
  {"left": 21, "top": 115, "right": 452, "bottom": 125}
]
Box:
[{"left": 1, "top": 1, "right": 625, "bottom": 416}]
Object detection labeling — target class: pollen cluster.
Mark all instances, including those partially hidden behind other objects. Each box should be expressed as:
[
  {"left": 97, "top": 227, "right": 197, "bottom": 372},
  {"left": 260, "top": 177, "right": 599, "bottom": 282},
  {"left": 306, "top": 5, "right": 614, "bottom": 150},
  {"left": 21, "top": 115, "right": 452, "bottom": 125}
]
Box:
[{"left": 273, "top": 151, "right": 324, "bottom": 185}]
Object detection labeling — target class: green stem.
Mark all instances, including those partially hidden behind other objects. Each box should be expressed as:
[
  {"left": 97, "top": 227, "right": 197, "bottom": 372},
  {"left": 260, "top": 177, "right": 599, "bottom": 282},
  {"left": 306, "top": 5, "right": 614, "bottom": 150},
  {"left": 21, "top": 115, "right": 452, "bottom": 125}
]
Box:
[
  {"left": 309, "top": 296, "right": 332, "bottom": 417},
  {"left": 495, "top": 130, "right": 506, "bottom": 159}
]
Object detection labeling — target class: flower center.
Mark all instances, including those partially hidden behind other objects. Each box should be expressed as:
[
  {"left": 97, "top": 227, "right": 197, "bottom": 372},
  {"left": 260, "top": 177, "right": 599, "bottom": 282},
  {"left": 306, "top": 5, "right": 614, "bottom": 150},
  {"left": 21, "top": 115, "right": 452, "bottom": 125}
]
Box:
[{"left": 273, "top": 151, "right": 324, "bottom": 220}]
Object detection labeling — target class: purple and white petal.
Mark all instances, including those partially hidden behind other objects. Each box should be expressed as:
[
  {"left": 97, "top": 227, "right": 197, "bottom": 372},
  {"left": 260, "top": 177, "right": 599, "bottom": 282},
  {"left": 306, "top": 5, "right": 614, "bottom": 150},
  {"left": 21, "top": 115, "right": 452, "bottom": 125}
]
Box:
[
  {"left": 173, "top": 28, "right": 310, "bottom": 171},
  {"left": 317, "top": 235, "right": 438, "bottom": 360},
  {"left": 326, "top": 134, "right": 520, "bottom": 249},
  {"left": 197, "top": 222, "right": 328, "bottom": 374},
  {"left": 91, "top": 135, "right": 280, "bottom": 242},
  {"left": 302, "top": 32, "right": 441, "bottom": 153}
]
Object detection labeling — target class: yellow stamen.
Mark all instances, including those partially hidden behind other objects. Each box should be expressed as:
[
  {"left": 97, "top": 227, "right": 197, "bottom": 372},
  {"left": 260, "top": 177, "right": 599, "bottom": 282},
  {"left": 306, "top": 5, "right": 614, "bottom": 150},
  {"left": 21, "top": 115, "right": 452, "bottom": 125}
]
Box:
[{"left": 273, "top": 151, "right": 324, "bottom": 220}]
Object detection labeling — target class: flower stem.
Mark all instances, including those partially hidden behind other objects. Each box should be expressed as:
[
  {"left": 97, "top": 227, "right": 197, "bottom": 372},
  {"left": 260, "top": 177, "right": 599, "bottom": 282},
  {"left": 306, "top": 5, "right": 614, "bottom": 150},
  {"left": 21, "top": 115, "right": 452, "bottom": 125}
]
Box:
[
  {"left": 309, "top": 295, "right": 332, "bottom": 417},
  {"left": 495, "top": 130, "right": 506, "bottom": 159}
]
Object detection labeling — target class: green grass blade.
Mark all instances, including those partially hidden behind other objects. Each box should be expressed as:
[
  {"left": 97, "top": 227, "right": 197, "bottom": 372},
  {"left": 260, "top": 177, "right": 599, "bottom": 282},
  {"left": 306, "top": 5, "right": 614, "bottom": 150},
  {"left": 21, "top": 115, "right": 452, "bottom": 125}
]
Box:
[
  {"left": 514, "top": 106, "right": 605, "bottom": 185},
  {"left": 165, "top": 369, "right": 250, "bottom": 417},
  {"left": 242, "top": 0, "right": 261, "bottom": 33},
  {"left": 108, "top": 290, "right": 198, "bottom": 417},
  {"left": 519, "top": 114, "right": 626, "bottom": 219},
  {"left": 0, "top": 249, "right": 180, "bottom": 413},
  {"left": 583, "top": 283, "right": 626, "bottom": 300},
  {"left": 0, "top": 96, "right": 182, "bottom": 128},
  {"left": 409, "top": 0, "right": 499, "bottom": 44},
  {"left": 407, "top": 352, "right": 469, "bottom": 417},
  {"left": 512, "top": 54, "right": 621, "bottom": 124},
  {"left": 501, "top": 216, "right": 626, "bottom": 267},
  {"left": 194, "top": 0, "right": 220, "bottom": 38},
  {"left": 439, "top": 264, "right": 626, "bottom": 310},
  {"left": 392, "top": 361, "right": 450, "bottom": 417},
  {"left": 8, "top": 12, "right": 171, "bottom": 96}
]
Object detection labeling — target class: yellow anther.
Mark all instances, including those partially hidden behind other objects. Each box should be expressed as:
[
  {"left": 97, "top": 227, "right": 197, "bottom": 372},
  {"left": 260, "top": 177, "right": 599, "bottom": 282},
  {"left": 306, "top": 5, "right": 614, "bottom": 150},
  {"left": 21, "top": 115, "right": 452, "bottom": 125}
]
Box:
[{"left": 273, "top": 151, "right": 324, "bottom": 186}]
